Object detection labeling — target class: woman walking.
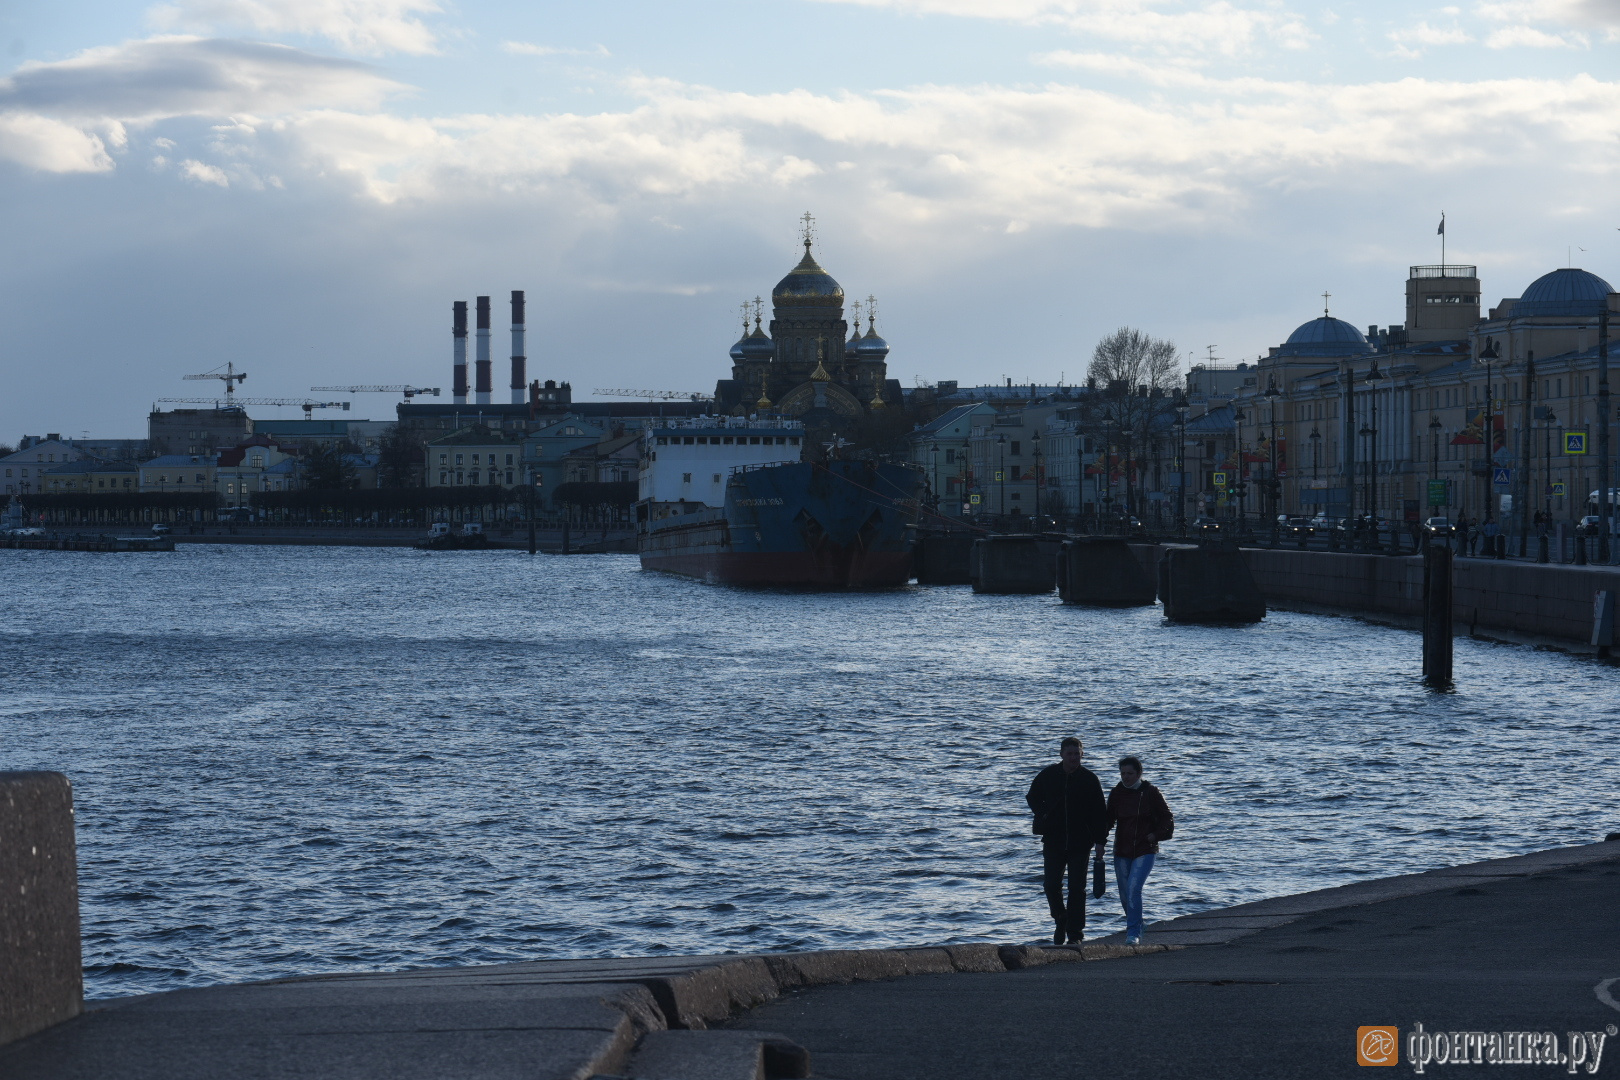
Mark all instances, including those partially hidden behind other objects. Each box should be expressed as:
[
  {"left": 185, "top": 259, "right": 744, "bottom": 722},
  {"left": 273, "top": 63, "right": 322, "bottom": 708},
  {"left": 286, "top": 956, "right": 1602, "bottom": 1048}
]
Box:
[{"left": 1106, "top": 756, "right": 1173, "bottom": 945}]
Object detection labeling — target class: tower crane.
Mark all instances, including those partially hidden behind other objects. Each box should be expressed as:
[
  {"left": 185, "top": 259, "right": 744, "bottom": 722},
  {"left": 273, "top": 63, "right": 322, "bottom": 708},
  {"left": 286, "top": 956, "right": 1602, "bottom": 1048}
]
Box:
[
  {"left": 310, "top": 385, "right": 441, "bottom": 399},
  {"left": 593, "top": 388, "right": 713, "bottom": 402},
  {"left": 158, "top": 398, "right": 352, "bottom": 419},
  {"left": 183, "top": 362, "right": 248, "bottom": 403}
]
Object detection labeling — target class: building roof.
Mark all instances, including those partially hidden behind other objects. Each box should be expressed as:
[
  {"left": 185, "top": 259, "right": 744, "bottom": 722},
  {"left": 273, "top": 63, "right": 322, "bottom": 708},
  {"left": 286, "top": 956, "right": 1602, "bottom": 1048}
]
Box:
[
  {"left": 1277, "top": 316, "right": 1373, "bottom": 358},
  {"left": 1186, "top": 404, "right": 1235, "bottom": 434},
  {"left": 1510, "top": 267, "right": 1615, "bottom": 318},
  {"left": 141, "top": 455, "right": 216, "bottom": 468},
  {"left": 41, "top": 459, "right": 137, "bottom": 475},
  {"left": 427, "top": 426, "right": 529, "bottom": 446},
  {"left": 913, "top": 403, "right": 994, "bottom": 438},
  {"left": 773, "top": 244, "right": 844, "bottom": 305}
]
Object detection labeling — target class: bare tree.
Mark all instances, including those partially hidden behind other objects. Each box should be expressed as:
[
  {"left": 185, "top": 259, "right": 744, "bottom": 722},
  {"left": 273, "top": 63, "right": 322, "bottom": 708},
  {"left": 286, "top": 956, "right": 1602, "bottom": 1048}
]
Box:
[{"left": 1087, "top": 327, "right": 1180, "bottom": 391}]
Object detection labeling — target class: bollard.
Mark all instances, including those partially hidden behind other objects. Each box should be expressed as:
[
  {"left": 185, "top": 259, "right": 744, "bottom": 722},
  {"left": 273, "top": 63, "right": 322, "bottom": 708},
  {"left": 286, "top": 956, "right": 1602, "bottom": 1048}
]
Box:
[
  {"left": 1575, "top": 534, "right": 1588, "bottom": 565},
  {"left": 970, "top": 535, "right": 1056, "bottom": 594},
  {"left": 1594, "top": 590, "right": 1616, "bottom": 659},
  {"left": 1422, "top": 542, "right": 1454, "bottom": 687},
  {"left": 1538, "top": 534, "right": 1549, "bottom": 564},
  {"left": 1057, "top": 538, "right": 1156, "bottom": 606},
  {"left": 1161, "top": 544, "right": 1265, "bottom": 623},
  {"left": 0, "top": 772, "right": 82, "bottom": 1046}
]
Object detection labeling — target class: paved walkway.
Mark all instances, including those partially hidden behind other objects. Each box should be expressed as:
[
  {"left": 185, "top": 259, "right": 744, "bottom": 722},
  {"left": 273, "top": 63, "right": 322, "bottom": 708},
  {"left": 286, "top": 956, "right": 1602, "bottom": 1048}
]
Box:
[{"left": 728, "top": 843, "right": 1620, "bottom": 1079}]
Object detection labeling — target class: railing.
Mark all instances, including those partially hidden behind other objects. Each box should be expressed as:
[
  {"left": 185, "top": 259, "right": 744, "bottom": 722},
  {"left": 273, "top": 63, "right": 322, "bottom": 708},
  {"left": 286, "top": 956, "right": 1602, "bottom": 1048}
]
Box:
[{"left": 1410, "top": 265, "right": 1478, "bottom": 280}]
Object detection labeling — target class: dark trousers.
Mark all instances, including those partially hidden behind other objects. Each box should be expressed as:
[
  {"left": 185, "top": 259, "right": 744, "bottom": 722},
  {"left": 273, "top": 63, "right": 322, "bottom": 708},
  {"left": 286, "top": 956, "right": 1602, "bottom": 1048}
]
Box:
[{"left": 1042, "top": 843, "right": 1088, "bottom": 934}]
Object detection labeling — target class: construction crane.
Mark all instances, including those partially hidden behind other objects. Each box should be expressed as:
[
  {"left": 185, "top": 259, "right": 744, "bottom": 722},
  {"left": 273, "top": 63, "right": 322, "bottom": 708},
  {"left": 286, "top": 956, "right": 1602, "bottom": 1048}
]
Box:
[
  {"left": 183, "top": 362, "right": 248, "bottom": 403},
  {"left": 158, "top": 398, "right": 352, "bottom": 419},
  {"left": 310, "top": 385, "right": 441, "bottom": 399},
  {"left": 593, "top": 388, "right": 713, "bottom": 402}
]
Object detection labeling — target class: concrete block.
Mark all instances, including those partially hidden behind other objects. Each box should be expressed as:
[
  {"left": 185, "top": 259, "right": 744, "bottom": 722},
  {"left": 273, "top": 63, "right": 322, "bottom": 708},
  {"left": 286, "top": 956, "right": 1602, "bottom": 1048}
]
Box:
[
  {"left": 761, "top": 950, "right": 908, "bottom": 989},
  {"left": 941, "top": 944, "right": 1006, "bottom": 973},
  {"left": 1162, "top": 546, "right": 1266, "bottom": 623},
  {"left": 628, "top": 1029, "right": 810, "bottom": 1080},
  {"left": 970, "top": 536, "right": 1055, "bottom": 594},
  {"left": 913, "top": 532, "right": 974, "bottom": 585},
  {"left": 1058, "top": 539, "right": 1157, "bottom": 606},
  {"left": 0, "top": 772, "right": 82, "bottom": 1047},
  {"left": 633, "top": 958, "right": 778, "bottom": 1030}
]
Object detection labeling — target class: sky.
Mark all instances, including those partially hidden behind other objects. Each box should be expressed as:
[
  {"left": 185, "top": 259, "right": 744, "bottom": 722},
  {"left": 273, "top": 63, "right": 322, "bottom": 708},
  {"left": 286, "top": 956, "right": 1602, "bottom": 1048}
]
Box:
[{"left": 1, "top": 0, "right": 1618, "bottom": 438}]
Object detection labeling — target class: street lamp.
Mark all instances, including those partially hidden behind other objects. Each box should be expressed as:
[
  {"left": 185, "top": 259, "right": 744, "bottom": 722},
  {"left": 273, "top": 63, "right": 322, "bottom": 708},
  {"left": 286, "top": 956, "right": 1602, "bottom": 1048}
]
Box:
[
  {"left": 1032, "top": 430, "right": 1043, "bottom": 521},
  {"left": 1428, "top": 415, "right": 1442, "bottom": 515},
  {"left": 1477, "top": 338, "right": 1501, "bottom": 527},
  {"left": 1364, "top": 360, "right": 1383, "bottom": 527},
  {"left": 996, "top": 432, "right": 1007, "bottom": 520},
  {"left": 928, "top": 441, "right": 940, "bottom": 513},
  {"left": 1174, "top": 393, "right": 1189, "bottom": 536},
  {"left": 1264, "top": 378, "right": 1282, "bottom": 524},
  {"left": 1232, "top": 407, "right": 1246, "bottom": 528}
]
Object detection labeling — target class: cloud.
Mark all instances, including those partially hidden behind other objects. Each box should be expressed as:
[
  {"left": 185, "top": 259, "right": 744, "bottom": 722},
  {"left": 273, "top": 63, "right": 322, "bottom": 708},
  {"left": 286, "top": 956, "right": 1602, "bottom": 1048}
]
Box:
[
  {"left": 1386, "top": 20, "right": 1475, "bottom": 57},
  {"left": 180, "top": 157, "right": 229, "bottom": 184},
  {"left": 0, "top": 112, "right": 116, "bottom": 172},
  {"left": 502, "top": 42, "right": 611, "bottom": 58},
  {"left": 1484, "top": 23, "right": 1588, "bottom": 43},
  {"left": 0, "top": 36, "right": 405, "bottom": 122},
  {"left": 809, "top": 0, "right": 1315, "bottom": 55},
  {"left": 146, "top": 0, "right": 442, "bottom": 56},
  {"left": 1475, "top": 0, "right": 1618, "bottom": 43}
]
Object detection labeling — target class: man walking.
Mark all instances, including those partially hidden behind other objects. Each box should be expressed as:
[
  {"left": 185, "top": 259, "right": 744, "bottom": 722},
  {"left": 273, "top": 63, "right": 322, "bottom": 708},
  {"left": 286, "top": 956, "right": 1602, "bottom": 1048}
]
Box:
[{"left": 1025, "top": 737, "right": 1109, "bottom": 945}]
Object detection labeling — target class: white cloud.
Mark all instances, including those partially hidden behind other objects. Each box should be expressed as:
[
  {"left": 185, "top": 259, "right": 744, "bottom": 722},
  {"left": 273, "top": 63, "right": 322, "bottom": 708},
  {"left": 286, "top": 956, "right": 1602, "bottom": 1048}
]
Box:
[
  {"left": 0, "top": 112, "right": 116, "bottom": 172},
  {"left": 1484, "top": 23, "right": 1588, "bottom": 43},
  {"left": 1385, "top": 19, "right": 1474, "bottom": 58},
  {"left": 146, "top": 0, "right": 442, "bottom": 56},
  {"left": 502, "top": 42, "right": 611, "bottom": 58},
  {"left": 180, "top": 157, "right": 229, "bottom": 184},
  {"left": 810, "top": 0, "right": 1315, "bottom": 55}
]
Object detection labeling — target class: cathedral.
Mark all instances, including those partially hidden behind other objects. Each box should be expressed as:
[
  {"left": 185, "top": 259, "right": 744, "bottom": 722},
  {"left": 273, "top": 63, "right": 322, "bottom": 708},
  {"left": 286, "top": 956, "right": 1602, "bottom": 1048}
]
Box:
[{"left": 712, "top": 219, "right": 902, "bottom": 421}]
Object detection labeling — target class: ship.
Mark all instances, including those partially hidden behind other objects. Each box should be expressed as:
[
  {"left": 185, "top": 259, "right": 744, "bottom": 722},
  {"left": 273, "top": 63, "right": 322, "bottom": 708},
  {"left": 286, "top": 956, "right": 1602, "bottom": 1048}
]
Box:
[{"left": 636, "top": 418, "right": 923, "bottom": 587}]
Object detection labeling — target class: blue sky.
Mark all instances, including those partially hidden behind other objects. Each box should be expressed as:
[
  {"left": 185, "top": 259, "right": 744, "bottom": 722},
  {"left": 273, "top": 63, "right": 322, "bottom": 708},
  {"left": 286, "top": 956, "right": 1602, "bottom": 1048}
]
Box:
[{"left": 2, "top": 0, "right": 1618, "bottom": 436}]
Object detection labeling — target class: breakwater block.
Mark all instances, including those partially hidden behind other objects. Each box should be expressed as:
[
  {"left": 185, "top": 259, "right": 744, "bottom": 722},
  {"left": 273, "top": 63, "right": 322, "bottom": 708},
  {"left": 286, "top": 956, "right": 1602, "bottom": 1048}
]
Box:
[
  {"left": 971, "top": 535, "right": 1056, "bottom": 594},
  {"left": 1162, "top": 546, "right": 1266, "bottom": 623},
  {"left": 914, "top": 532, "right": 975, "bottom": 585},
  {"left": 1058, "top": 539, "right": 1157, "bottom": 606},
  {"left": 0, "top": 772, "right": 82, "bottom": 1046}
]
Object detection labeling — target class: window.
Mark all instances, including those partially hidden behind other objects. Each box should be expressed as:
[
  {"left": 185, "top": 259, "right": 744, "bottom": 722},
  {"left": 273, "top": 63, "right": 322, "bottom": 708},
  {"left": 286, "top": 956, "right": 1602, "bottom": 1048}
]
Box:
[
  {"left": 750, "top": 436, "right": 761, "bottom": 444},
  {"left": 505, "top": 470, "right": 514, "bottom": 484},
  {"left": 440, "top": 471, "right": 448, "bottom": 484},
  {"left": 723, "top": 436, "right": 734, "bottom": 444},
  {"left": 455, "top": 454, "right": 464, "bottom": 465},
  {"left": 505, "top": 454, "right": 514, "bottom": 466},
  {"left": 945, "top": 449, "right": 956, "bottom": 464},
  {"left": 789, "top": 437, "right": 799, "bottom": 445},
  {"left": 1011, "top": 441, "right": 1021, "bottom": 456},
  {"left": 439, "top": 453, "right": 447, "bottom": 464},
  {"left": 195, "top": 474, "right": 204, "bottom": 483},
  {"left": 682, "top": 472, "right": 692, "bottom": 483},
  {"left": 712, "top": 473, "right": 722, "bottom": 483},
  {"left": 1010, "top": 492, "right": 1021, "bottom": 500},
  {"left": 684, "top": 436, "right": 695, "bottom": 445}
]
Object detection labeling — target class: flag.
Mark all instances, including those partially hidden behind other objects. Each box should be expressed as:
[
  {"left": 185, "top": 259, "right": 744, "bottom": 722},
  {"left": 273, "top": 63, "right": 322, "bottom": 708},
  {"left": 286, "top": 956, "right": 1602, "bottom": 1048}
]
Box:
[{"left": 1437, "top": 214, "right": 1445, "bottom": 235}]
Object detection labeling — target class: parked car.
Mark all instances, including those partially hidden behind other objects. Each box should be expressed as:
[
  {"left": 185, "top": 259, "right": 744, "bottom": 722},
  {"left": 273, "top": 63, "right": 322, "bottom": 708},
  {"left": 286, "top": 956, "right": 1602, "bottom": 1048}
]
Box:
[
  {"left": 1423, "top": 516, "right": 1454, "bottom": 535},
  {"left": 1192, "top": 516, "right": 1222, "bottom": 535},
  {"left": 4, "top": 526, "right": 45, "bottom": 537},
  {"left": 1280, "top": 516, "right": 1315, "bottom": 540},
  {"left": 1577, "top": 515, "right": 1602, "bottom": 536},
  {"left": 150, "top": 523, "right": 172, "bottom": 536}
]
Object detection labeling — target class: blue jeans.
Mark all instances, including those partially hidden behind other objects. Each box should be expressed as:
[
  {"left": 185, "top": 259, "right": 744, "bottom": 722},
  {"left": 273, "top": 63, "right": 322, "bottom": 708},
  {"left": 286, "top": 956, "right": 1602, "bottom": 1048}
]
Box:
[{"left": 1114, "top": 853, "right": 1156, "bottom": 939}]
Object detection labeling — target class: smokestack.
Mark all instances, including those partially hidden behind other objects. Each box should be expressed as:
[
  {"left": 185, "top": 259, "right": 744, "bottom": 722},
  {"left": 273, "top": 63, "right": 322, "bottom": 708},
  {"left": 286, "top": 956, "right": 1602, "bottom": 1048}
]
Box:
[
  {"left": 452, "top": 301, "right": 469, "bottom": 404},
  {"left": 475, "top": 295, "right": 492, "bottom": 405},
  {"left": 510, "top": 290, "right": 526, "bottom": 405}
]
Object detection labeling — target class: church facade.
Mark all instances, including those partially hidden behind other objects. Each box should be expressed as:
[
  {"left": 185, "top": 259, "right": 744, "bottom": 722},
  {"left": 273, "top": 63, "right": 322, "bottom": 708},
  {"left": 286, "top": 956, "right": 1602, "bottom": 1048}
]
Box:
[{"left": 712, "top": 232, "right": 902, "bottom": 424}]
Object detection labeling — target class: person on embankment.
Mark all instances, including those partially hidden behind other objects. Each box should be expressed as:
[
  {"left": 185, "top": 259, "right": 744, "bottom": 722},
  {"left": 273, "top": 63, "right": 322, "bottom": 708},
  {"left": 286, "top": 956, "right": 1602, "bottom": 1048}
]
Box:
[
  {"left": 1026, "top": 736, "right": 1109, "bottom": 946},
  {"left": 1106, "top": 755, "right": 1175, "bottom": 946}
]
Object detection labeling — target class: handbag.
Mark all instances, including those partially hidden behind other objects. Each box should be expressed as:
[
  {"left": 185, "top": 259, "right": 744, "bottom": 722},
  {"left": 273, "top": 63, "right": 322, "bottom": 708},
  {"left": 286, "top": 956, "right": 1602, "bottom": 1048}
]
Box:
[{"left": 1091, "top": 848, "right": 1106, "bottom": 898}]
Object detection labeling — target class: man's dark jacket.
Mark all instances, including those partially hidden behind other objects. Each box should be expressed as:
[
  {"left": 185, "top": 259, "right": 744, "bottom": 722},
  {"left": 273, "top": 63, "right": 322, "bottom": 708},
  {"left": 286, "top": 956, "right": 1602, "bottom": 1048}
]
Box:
[{"left": 1026, "top": 764, "right": 1109, "bottom": 851}]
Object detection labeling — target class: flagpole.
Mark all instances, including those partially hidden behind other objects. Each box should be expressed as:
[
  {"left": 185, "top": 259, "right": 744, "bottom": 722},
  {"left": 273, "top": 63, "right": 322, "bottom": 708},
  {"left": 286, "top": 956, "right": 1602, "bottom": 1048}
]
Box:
[{"left": 1440, "top": 212, "right": 1446, "bottom": 267}]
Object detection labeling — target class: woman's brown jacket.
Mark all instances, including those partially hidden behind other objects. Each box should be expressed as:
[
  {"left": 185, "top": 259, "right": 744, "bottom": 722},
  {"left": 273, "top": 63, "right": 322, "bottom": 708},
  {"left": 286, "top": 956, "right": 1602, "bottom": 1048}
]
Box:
[{"left": 1106, "top": 782, "right": 1173, "bottom": 860}]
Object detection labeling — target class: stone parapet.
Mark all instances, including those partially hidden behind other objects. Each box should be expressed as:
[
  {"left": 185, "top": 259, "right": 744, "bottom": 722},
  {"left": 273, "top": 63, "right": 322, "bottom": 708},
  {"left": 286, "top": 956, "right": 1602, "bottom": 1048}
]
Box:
[{"left": 0, "top": 772, "right": 82, "bottom": 1047}]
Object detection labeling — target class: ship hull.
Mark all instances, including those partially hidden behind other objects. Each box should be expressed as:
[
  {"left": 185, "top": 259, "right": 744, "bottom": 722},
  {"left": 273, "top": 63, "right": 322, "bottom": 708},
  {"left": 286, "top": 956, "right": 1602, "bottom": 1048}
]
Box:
[{"left": 639, "top": 461, "right": 921, "bottom": 588}]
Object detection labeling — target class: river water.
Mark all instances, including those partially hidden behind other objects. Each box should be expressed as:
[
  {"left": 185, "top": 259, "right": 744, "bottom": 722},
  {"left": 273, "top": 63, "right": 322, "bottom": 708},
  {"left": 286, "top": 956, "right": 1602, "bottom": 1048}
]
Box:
[{"left": 2, "top": 545, "right": 1616, "bottom": 1000}]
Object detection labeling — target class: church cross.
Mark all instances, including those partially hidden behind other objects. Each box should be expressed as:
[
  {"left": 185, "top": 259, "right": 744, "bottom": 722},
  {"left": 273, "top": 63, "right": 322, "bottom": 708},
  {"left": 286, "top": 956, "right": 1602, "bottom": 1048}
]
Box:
[
  {"left": 799, "top": 211, "right": 817, "bottom": 250},
  {"left": 1322, "top": 291, "right": 1331, "bottom": 317}
]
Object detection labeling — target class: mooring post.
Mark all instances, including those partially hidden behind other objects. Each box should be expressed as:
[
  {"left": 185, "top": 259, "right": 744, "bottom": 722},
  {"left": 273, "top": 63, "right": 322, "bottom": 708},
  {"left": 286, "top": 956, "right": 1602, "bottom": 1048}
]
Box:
[
  {"left": 562, "top": 521, "right": 571, "bottom": 556},
  {"left": 1422, "top": 540, "right": 1454, "bottom": 687}
]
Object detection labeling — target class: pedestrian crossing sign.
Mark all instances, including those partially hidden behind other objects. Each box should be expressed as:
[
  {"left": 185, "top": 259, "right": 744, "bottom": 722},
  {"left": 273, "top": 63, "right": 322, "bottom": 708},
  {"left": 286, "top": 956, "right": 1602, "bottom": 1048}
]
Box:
[
  {"left": 1213, "top": 471, "right": 1228, "bottom": 488},
  {"left": 1565, "top": 432, "right": 1587, "bottom": 455},
  {"left": 994, "top": 470, "right": 1004, "bottom": 481},
  {"left": 1492, "top": 467, "right": 1511, "bottom": 485},
  {"left": 970, "top": 494, "right": 981, "bottom": 504},
  {"left": 1550, "top": 482, "right": 1566, "bottom": 496}
]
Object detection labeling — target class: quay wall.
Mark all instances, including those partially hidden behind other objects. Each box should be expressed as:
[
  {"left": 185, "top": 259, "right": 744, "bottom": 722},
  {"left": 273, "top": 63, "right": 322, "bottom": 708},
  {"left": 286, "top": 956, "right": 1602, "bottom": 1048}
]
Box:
[
  {"left": 1127, "top": 544, "right": 1619, "bottom": 646},
  {"left": 0, "top": 773, "right": 81, "bottom": 1047}
]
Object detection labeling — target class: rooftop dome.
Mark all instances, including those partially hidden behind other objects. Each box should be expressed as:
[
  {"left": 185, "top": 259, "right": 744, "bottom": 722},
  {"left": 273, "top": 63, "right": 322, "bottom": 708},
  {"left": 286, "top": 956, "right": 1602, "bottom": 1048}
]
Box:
[
  {"left": 739, "top": 324, "right": 775, "bottom": 361},
  {"left": 1511, "top": 268, "right": 1615, "bottom": 318},
  {"left": 773, "top": 244, "right": 844, "bottom": 306},
  {"left": 729, "top": 329, "right": 749, "bottom": 362},
  {"left": 1276, "top": 316, "right": 1372, "bottom": 358},
  {"left": 856, "top": 324, "right": 889, "bottom": 360}
]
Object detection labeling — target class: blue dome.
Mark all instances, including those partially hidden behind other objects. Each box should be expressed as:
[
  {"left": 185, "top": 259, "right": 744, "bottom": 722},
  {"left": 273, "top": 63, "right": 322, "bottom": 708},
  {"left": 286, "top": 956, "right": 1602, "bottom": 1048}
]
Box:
[
  {"left": 1277, "top": 316, "right": 1371, "bottom": 358},
  {"left": 1512, "top": 268, "right": 1614, "bottom": 318},
  {"left": 729, "top": 332, "right": 748, "bottom": 362},
  {"left": 856, "top": 326, "right": 889, "bottom": 360},
  {"left": 739, "top": 325, "right": 774, "bottom": 361},
  {"left": 773, "top": 245, "right": 844, "bottom": 306}
]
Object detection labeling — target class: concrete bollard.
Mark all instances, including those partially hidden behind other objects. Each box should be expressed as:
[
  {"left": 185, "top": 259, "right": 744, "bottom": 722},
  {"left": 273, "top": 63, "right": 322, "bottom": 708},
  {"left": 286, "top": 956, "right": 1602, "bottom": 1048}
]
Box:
[
  {"left": 1160, "top": 545, "right": 1266, "bottom": 623},
  {"left": 914, "top": 532, "right": 975, "bottom": 585},
  {"left": 970, "top": 535, "right": 1056, "bottom": 594},
  {"left": 0, "top": 772, "right": 82, "bottom": 1046},
  {"left": 1057, "top": 538, "right": 1157, "bottom": 606},
  {"left": 1422, "top": 543, "right": 1454, "bottom": 686}
]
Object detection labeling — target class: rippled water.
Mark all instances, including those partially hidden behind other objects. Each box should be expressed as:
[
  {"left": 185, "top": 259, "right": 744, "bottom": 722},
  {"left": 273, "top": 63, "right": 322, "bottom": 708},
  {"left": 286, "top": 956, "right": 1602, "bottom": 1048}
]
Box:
[{"left": 3, "top": 545, "right": 1617, "bottom": 1000}]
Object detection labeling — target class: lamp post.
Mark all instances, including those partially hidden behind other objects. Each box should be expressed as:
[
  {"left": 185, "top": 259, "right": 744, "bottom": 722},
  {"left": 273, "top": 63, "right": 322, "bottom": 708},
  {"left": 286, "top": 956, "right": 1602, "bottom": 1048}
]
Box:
[
  {"left": 1264, "top": 378, "right": 1282, "bottom": 523},
  {"left": 1309, "top": 425, "right": 1322, "bottom": 521},
  {"left": 1174, "top": 393, "right": 1189, "bottom": 536},
  {"left": 1428, "top": 415, "right": 1442, "bottom": 516},
  {"left": 1032, "top": 430, "right": 1043, "bottom": 521},
  {"left": 1541, "top": 407, "right": 1557, "bottom": 564},
  {"left": 1477, "top": 338, "right": 1501, "bottom": 526},
  {"left": 928, "top": 441, "right": 940, "bottom": 513},
  {"left": 1364, "top": 361, "right": 1383, "bottom": 527},
  {"left": 996, "top": 433, "right": 1006, "bottom": 520}
]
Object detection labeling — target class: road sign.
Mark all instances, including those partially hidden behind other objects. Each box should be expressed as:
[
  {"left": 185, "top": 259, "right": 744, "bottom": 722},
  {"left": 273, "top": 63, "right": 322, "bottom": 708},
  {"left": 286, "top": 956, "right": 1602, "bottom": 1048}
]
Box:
[
  {"left": 1427, "top": 479, "right": 1448, "bottom": 506},
  {"left": 1565, "top": 432, "right": 1587, "bottom": 455},
  {"left": 1212, "top": 471, "right": 1228, "bottom": 488},
  {"left": 969, "top": 494, "right": 981, "bottom": 504},
  {"left": 993, "top": 470, "right": 1003, "bottom": 481},
  {"left": 1492, "top": 467, "right": 1512, "bottom": 485},
  {"left": 1550, "top": 482, "right": 1567, "bottom": 496}
]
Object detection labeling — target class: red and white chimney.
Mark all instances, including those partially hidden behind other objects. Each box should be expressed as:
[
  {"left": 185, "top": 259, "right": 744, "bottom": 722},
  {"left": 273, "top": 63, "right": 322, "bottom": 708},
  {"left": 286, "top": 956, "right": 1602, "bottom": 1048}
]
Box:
[
  {"left": 510, "top": 290, "right": 526, "bottom": 405},
  {"left": 475, "top": 295, "right": 492, "bottom": 405},
  {"left": 452, "top": 300, "right": 468, "bottom": 404}
]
